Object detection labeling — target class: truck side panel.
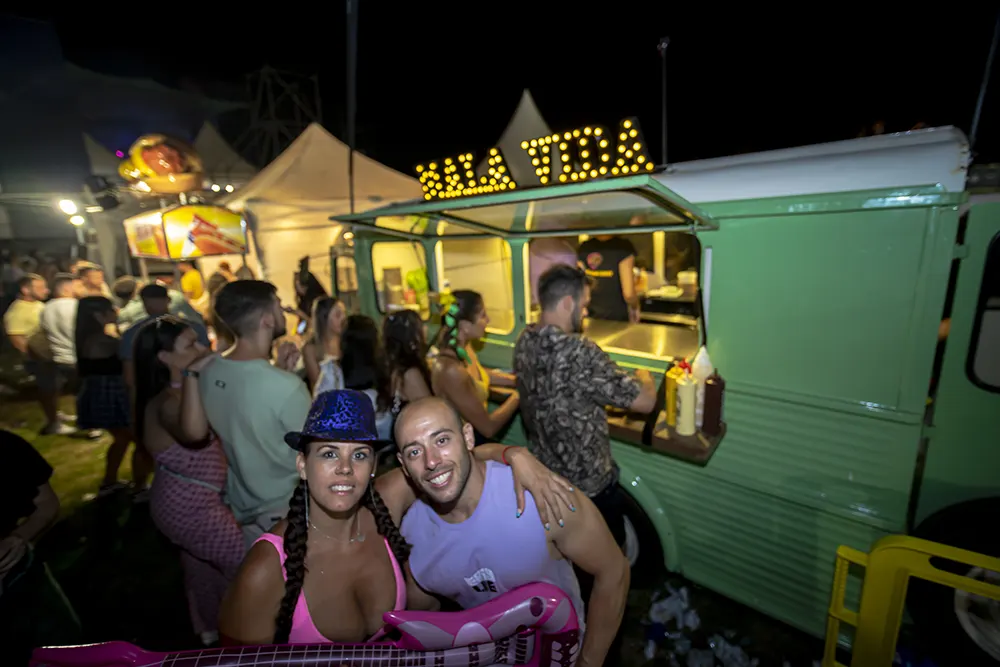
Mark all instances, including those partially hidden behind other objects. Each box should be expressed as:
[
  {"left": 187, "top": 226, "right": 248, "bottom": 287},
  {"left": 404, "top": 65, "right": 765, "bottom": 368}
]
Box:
[{"left": 917, "top": 202, "right": 1000, "bottom": 524}]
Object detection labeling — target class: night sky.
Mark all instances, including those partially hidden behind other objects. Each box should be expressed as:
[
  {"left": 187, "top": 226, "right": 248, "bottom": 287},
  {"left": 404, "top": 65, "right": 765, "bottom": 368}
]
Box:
[{"left": 34, "top": 6, "right": 1000, "bottom": 173}]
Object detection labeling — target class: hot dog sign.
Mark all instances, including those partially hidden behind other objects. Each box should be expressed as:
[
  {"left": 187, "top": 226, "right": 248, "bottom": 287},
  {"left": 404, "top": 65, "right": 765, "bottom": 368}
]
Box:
[{"left": 124, "top": 204, "right": 247, "bottom": 260}]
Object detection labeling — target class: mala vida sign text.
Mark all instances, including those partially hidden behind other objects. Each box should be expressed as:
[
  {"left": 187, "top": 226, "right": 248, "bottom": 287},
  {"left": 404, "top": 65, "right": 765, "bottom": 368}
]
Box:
[{"left": 415, "top": 117, "right": 653, "bottom": 201}]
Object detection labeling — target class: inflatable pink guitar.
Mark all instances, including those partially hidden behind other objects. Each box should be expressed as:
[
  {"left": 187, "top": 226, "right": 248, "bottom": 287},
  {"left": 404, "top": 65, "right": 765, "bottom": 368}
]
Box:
[{"left": 31, "top": 582, "right": 579, "bottom": 667}]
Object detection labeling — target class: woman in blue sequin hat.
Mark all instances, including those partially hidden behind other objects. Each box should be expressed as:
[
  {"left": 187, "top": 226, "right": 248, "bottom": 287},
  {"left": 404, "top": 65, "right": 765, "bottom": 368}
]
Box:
[{"left": 221, "top": 389, "right": 576, "bottom": 646}]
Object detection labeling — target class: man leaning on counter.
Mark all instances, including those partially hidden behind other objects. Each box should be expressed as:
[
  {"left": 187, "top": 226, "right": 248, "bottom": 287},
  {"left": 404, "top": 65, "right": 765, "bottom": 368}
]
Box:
[{"left": 513, "top": 263, "right": 657, "bottom": 666}]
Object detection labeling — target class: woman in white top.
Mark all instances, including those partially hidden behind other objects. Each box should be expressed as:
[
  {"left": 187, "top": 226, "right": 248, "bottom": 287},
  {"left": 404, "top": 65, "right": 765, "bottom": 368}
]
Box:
[
  {"left": 301, "top": 296, "right": 346, "bottom": 393},
  {"left": 313, "top": 314, "right": 394, "bottom": 440}
]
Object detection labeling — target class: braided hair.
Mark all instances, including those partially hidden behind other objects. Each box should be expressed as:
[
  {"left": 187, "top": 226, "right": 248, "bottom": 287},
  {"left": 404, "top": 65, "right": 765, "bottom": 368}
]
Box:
[
  {"left": 434, "top": 289, "right": 483, "bottom": 364},
  {"left": 272, "top": 466, "right": 410, "bottom": 643},
  {"left": 362, "top": 484, "right": 411, "bottom": 565},
  {"left": 273, "top": 481, "right": 308, "bottom": 644}
]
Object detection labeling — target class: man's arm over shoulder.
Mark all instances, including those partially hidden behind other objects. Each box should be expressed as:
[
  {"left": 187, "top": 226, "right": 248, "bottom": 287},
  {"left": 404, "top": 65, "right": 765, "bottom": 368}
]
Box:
[
  {"left": 374, "top": 467, "right": 416, "bottom": 526},
  {"left": 551, "top": 491, "right": 629, "bottom": 667}
]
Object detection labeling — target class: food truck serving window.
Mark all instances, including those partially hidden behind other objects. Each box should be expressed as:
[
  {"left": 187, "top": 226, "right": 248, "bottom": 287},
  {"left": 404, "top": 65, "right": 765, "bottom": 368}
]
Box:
[
  {"left": 370, "top": 241, "right": 430, "bottom": 319},
  {"left": 436, "top": 238, "right": 515, "bottom": 334},
  {"left": 527, "top": 231, "right": 702, "bottom": 328}
]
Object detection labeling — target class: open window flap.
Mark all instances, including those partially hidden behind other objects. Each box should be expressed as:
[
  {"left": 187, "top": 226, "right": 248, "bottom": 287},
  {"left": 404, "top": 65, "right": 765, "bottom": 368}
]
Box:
[{"left": 332, "top": 174, "right": 716, "bottom": 238}]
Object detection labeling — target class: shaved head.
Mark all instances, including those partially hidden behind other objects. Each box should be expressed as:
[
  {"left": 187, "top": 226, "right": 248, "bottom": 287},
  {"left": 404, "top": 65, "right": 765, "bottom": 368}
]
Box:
[
  {"left": 394, "top": 396, "right": 476, "bottom": 507},
  {"left": 393, "top": 396, "right": 463, "bottom": 447}
]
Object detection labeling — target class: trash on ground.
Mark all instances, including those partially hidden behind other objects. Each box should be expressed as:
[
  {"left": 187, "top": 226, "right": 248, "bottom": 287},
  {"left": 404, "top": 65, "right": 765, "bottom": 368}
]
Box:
[{"left": 643, "top": 583, "right": 824, "bottom": 666}]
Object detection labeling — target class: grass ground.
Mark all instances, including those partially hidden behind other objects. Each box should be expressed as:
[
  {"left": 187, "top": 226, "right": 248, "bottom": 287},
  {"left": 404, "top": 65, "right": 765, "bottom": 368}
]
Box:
[{"left": 1, "top": 352, "right": 823, "bottom": 665}]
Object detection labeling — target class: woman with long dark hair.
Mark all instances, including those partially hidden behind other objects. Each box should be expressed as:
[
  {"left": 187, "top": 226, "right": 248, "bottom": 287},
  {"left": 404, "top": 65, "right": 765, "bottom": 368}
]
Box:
[
  {"left": 382, "top": 309, "right": 432, "bottom": 413},
  {"left": 74, "top": 296, "right": 135, "bottom": 495},
  {"left": 133, "top": 316, "right": 243, "bottom": 646},
  {"left": 301, "top": 296, "right": 346, "bottom": 392},
  {"left": 293, "top": 270, "right": 328, "bottom": 328},
  {"left": 429, "top": 290, "right": 519, "bottom": 442},
  {"left": 219, "top": 389, "right": 412, "bottom": 645},
  {"left": 219, "top": 389, "right": 577, "bottom": 645}
]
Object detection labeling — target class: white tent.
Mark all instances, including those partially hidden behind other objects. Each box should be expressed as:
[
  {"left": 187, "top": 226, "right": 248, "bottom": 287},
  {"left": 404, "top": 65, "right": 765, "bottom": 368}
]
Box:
[
  {"left": 193, "top": 122, "right": 257, "bottom": 187},
  {"left": 83, "top": 133, "right": 120, "bottom": 177},
  {"left": 480, "top": 90, "right": 555, "bottom": 185},
  {"left": 210, "top": 122, "right": 422, "bottom": 308}
]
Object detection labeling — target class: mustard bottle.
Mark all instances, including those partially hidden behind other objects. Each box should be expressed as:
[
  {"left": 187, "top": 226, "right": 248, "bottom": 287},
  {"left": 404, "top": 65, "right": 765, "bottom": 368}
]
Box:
[
  {"left": 676, "top": 368, "right": 697, "bottom": 437},
  {"left": 665, "top": 362, "right": 686, "bottom": 427}
]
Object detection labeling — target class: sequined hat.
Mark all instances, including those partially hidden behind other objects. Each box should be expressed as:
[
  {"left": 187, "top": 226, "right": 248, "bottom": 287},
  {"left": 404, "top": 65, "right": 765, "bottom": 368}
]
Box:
[{"left": 284, "top": 389, "right": 380, "bottom": 451}]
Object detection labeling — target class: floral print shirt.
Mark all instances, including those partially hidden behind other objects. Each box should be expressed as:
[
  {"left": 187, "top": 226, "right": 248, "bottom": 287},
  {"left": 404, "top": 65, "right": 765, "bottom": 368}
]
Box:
[{"left": 513, "top": 324, "right": 642, "bottom": 496}]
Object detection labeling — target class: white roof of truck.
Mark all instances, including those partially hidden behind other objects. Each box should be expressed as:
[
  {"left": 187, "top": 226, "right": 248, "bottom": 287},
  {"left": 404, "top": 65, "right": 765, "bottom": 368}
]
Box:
[{"left": 656, "top": 126, "right": 970, "bottom": 204}]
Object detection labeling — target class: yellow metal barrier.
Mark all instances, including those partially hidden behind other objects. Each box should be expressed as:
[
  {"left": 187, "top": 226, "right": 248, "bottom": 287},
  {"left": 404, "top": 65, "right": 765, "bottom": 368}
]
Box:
[{"left": 823, "top": 535, "right": 1000, "bottom": 667}]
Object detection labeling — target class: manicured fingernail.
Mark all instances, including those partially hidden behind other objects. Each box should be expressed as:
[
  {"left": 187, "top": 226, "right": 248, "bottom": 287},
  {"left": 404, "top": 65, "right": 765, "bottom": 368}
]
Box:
[
  {"left": 569, "top": 487, "right": 574, "bottom": 491},
  {"left": 516, "top": 510, "right": 522, "bottom": 518},
  {"left": 558, "top": 519, "right": 565, "bottom": 527},
  {"left": 570, "top": 505, "right": 576, "bottom": 512},
  {"left": 545, "top": 522, "right": 551, "bottom": 531}
]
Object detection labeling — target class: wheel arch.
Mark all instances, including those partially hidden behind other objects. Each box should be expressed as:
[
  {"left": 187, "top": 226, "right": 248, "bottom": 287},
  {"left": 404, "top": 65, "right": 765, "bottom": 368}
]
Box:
[{"left": 615, "top": 459, "right": 682, "bottom": 572}]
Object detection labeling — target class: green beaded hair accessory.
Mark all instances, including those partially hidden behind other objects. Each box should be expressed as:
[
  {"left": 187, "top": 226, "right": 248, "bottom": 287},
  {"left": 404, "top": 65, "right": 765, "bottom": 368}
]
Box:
[{"left": 444, "top": 303, "right": 469, "bottom": 363}]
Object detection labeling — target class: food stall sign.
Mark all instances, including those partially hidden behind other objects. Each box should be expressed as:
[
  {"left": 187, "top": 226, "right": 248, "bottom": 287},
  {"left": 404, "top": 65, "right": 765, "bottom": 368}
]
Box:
[
  {"left": 124, "top": 204, "right": 247, "bottom": 260},
  {"left": 416, "top": 149, "right": 516, "bottom": 201},
  {"left": 521, "top": 117, "right": 653, "bottom": 185},
  {"left": 415, "top": 117, "right": 654, "bottom": 201},
  {"left": 119, "top": 134, "right": 204, "bottom": 195}
]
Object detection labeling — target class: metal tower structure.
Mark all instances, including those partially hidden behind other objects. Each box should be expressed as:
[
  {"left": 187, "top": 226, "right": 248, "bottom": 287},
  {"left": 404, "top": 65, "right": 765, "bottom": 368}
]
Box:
[{"left": 234, "top": 66, "right": 322, "bottom": 167}]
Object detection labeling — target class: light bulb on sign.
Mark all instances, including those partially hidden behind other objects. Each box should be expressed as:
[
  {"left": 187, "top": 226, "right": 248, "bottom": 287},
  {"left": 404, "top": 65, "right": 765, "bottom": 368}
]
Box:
[
  {"left": 211, "top": 184, "right": 221, "bottom": 192},
  {"left": 58, "top": 199, "right": 78, "bottom": 215},
  {"left": 225, "top": 184, "right": 235, "bottom": 193},
  {"left": 69, "top": 215, "right": 85, "bottom": 226},
  {"left": 614, "top": 117, "right": 652, "bottom": 176}
]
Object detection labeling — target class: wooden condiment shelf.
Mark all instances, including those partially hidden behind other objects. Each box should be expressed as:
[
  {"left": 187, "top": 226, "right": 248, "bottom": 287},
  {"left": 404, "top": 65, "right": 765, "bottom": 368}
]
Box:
[
  {"left": 489, "top": 386, "right": 724, "bottom": 466},
  {"left": 607, "top": 410, "right": 725, "bottom": 466}
]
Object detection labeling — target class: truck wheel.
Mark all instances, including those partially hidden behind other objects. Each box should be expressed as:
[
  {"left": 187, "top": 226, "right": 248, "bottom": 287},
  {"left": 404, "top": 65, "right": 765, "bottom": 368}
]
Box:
[
  {"left": 908, "top": 497, "right": 1000, "bottom": 666},
  {"left": 619, "top": 487, "right": 665, "bottom": 587}
]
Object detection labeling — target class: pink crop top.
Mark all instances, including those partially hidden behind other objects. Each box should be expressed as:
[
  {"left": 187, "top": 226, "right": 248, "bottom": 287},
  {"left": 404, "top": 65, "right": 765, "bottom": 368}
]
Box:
[{"left": 254, "top": 532, "right": 406, "bottom": 643}]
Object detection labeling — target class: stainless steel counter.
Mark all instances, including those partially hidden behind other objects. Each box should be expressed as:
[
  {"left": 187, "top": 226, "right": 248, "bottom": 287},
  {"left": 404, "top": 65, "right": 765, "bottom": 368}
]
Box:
[{"left": 581, "top": 319, "right": 698, "bottom": 362}]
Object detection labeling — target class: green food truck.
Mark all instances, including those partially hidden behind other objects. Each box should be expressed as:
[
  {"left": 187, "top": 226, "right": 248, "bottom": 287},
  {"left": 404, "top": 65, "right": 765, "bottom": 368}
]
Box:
[{"left": 333, "top": 125, "right": 999, "bottom": 660}]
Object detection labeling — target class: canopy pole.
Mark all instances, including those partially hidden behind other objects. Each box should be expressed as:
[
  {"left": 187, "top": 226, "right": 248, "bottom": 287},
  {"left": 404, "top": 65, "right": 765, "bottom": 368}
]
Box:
[
  {"left": 346, "top": 0, "right": 359, "bottom": 214},
  {"left": 657, "top": 36, "right": 670, "bottom": 166},
  {"left": 970, "top": 10, "right": 1000, "bottom": 153}
]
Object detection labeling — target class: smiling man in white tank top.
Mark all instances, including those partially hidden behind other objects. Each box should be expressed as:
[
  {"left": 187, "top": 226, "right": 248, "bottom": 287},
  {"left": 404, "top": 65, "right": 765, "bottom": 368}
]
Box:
[{"left": 395, "top": 397, "right": 629, "bottom": 667}]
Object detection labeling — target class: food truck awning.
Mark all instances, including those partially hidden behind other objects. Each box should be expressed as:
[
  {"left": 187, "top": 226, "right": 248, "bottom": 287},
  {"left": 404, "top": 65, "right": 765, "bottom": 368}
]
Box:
[{"left": 331, "top": 174, "right": 716, "bottom": 239}]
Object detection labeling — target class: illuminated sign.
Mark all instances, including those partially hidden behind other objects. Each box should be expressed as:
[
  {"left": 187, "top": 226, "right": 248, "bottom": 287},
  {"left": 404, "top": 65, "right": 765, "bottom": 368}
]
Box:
[
  {"left": 416, "top": 149, "right": 516, "bottom": 201},
  {"left": 522, "top": 117, "right": 653, "bottom": 185},
  {"left": 414, "top": 117, "right": 654, "bottom": 199},
  {"left": 123, "top": 204, "right": 247, "bottom": 260}
]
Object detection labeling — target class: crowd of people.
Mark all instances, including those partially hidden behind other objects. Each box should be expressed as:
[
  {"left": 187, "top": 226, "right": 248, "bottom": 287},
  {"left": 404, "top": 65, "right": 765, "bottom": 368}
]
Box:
[{"left": 2, "top": 253, "right": 660, "bottom": 667}]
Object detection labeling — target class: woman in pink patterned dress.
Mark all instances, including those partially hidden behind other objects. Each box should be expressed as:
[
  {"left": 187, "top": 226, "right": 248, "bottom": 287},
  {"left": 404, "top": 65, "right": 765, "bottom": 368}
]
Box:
[{"left": 132, "top": 316, "right": 243, "bottom": 646}]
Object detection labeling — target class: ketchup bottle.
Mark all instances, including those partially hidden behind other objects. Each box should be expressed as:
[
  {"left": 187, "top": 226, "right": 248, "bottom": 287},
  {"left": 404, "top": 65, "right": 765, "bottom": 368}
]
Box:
[{"left": 702, "top": 369, "right": 725, "bottom": 437}]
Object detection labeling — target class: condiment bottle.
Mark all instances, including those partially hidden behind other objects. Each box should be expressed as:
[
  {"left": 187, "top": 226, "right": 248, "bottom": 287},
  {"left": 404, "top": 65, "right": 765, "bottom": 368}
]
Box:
[
  {"left": 702, "top": 369, "right": 725, "bottom": 437},
  {"left": 691, "top": 346, "right": 713, "bottom": 429},
  {"left": 665, "top": 363, "right": 685, "bottom": 426},
  {"left": 675, "top": 367, "right": 697, "bottom": 436}
]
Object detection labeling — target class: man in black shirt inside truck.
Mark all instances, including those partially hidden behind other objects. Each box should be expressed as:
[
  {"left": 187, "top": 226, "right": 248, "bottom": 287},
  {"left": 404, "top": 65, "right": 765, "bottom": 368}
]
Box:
[{"left": 577, "top": 225, "right": 640, "bottom": 323}]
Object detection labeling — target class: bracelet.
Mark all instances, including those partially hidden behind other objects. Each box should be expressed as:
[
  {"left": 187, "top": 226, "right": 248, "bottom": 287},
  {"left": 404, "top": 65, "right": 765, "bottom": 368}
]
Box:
[
  {"left": 182, "top": 369, "right": 200, "bottom": 378},
  {"left": 501, "top": 445, "right": 517, "bottom": 466}
]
